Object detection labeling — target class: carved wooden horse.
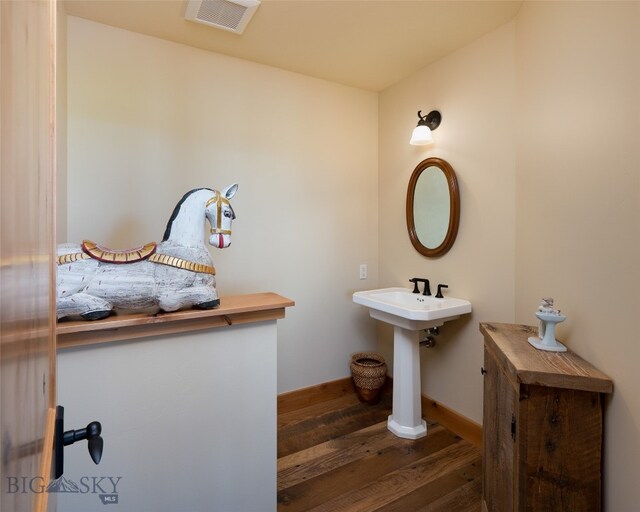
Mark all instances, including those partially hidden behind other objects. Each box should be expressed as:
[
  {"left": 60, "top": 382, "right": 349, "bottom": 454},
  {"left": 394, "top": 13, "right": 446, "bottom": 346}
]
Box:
[{"left": 56, "top": 185, "right": 237, "bottom": 320}]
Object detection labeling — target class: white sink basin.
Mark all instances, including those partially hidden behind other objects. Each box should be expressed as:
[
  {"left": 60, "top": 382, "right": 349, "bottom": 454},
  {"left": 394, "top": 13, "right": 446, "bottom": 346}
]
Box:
[
  {"left": 353, "top": 287, "right": 472, "bottom": 330},
  {"left": 353, "top": 286, "right": 472, "bottom": 440}
]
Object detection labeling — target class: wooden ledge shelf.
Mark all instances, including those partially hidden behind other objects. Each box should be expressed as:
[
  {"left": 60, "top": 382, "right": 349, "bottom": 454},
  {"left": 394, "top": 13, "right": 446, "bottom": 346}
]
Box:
[{"left": 57, "top": 292, "right": 294, "bottom": 350}]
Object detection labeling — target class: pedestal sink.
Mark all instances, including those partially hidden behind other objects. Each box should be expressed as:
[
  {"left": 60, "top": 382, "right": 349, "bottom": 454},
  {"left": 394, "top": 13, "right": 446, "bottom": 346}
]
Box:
[{"left": 353, "top": 287, "right": 472, "bottom": 439}]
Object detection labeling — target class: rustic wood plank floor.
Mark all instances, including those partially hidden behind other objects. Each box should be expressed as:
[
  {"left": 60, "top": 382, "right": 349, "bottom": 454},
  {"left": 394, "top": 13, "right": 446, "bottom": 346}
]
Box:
[{"left": 278, "top": 389, "right": 482, "bottom": 512}]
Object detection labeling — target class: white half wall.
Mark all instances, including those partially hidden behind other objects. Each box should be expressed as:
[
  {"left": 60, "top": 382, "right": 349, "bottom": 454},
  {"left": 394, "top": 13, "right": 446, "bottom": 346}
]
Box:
[
  {"left": 65, "top": 16, "right": 379, "bottom": 394},
  {"left": 57, "top": 322, "right": 278, "bottom": 511}
]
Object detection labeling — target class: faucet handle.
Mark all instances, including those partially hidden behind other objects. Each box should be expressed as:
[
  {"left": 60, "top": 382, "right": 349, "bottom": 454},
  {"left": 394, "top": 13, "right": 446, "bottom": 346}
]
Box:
[
  {"left": 436, "top": 284, "right": 448, "bottom": 298},
  {"left": 409, "top": 278, "right": 420, "bottom": 294}
]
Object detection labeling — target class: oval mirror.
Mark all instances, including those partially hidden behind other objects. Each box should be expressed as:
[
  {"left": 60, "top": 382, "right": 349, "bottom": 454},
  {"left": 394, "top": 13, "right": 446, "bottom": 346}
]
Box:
[{"left": 406, "top": 157, "right": 460, "bottom": 257}]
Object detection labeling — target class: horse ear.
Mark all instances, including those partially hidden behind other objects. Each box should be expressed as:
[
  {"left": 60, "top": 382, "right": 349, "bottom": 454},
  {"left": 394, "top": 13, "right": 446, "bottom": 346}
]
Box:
[{"left": 222, "top": 183, "right": 238, "bottom": 200}]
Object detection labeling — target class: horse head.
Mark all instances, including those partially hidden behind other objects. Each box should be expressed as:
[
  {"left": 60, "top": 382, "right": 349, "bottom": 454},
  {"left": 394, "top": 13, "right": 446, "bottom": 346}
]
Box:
[{"left": 205, "top": 184, "right": 238, "bottom": 249}]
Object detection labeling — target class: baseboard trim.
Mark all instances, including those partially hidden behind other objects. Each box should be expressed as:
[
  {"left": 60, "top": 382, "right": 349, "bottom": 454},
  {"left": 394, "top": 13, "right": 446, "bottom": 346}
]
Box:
[
  {"left": 277, "top": 377, "right": 354, "bottom": 415},
  {"left": 420, "top": 394, "right": 482, "bottom": 448},
  {"left": 278, "top": 376, "right": 482, "bottom": 447}
]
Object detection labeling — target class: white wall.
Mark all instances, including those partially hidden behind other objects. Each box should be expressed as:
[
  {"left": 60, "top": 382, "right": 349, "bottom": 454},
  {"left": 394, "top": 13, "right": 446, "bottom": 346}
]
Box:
[
  {"left": 65, "top": 16, "right": 379, "bottom": 394},
  {"left": 58, "top": 322, "right": 278, "bottom": 512},
  {"left": 378, "top": 21, "right": 517, "bottom": 424},
  {"left": 515, "top": 3, "right": 640, "bottom": 510}
]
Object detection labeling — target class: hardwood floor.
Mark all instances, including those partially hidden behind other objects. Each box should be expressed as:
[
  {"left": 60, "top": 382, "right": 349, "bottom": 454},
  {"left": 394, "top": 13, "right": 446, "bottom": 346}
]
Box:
[{"left": 277, "top": 388, "right": 482, "bottom": 512}]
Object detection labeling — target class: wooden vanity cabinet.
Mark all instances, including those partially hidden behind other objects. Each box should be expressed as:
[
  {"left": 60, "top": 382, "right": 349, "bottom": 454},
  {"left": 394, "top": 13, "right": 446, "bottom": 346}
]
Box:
[{"left": 480, "top": 323, "right": 613, "bottom": 512}]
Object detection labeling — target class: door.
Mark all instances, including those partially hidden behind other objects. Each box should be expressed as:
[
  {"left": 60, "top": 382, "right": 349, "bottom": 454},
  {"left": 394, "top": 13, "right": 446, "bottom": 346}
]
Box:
[
  {"left": 482, "top": 348, "right": 516, "bottom": 512},
  {"left": 1, "top": 0, "right": 58, "bottom": 510}
]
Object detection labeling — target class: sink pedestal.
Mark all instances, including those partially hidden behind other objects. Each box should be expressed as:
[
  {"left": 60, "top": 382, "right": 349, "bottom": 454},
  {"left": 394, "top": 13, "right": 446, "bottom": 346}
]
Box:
[
  {"left": 388, "top": 326, "right": 427, "bottom": 439},
  {"left": 352, "top": 287, "right": 472, "bottom": 441}
]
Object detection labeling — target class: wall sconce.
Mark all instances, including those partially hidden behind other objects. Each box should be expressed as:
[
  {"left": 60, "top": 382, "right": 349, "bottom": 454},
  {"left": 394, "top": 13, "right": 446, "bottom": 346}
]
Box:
[{"left": 410, "top": 110, "right": 441, "bottom": 146}]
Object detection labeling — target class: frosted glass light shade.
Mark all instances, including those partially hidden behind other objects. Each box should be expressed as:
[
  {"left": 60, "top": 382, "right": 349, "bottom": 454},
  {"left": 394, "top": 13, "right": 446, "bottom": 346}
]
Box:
[{"left": 410, "top": 125, "right": 433, "bottom": 145}]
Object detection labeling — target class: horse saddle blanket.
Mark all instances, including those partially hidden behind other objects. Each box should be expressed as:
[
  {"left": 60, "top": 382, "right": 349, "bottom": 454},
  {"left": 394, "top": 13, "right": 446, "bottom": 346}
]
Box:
[
  {"left": 58, "top": 239, "right": 215, "bottom": 274},
  {"left": 81, "top": 240, "right": 157, "bottom": 263}
]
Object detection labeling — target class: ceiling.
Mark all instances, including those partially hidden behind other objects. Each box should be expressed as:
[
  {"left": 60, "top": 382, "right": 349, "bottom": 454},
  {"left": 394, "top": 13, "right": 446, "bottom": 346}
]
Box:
[{"left": 62, "top": 0, "right": 522, "bottom": 92}]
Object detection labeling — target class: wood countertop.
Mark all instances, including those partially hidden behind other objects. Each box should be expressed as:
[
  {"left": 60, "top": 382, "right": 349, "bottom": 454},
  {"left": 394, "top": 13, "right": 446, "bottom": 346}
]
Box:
[
  {"left": 480, "top": 322, "right": 613, "bottom": 394},
  {"left": 57, "top": 292, "right": 294, "bottom": 349}
]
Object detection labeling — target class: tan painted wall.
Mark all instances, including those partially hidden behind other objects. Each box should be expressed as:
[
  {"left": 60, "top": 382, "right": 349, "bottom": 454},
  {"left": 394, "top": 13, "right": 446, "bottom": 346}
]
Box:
[
  {"left": 65, "top": 16, "right": 380, "bottom": 393},
  {"left": 56, "top": 1, "right": 67, "bottom": 242},
  {"left": 515, "top": 3, "right": 640, "bottom": 510},
  {"left": 380, "top": 2, "right": 639, "bottom": 508},
  {"left": 378, "top": 21, "right": 517, "bottom": 424},
  {"left": 64, "top": 5, "right": 640, "bottom": 506}
]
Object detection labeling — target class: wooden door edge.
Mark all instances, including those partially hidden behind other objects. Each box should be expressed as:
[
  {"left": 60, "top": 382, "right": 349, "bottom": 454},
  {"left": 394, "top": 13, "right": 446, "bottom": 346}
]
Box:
[{"left": 33, "top": 407, "right": 56, "bottom": 512}]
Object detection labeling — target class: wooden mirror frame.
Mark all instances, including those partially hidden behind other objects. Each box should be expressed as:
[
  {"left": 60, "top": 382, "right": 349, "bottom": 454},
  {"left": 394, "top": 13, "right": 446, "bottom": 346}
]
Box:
[{"left": 406, "top": 157, "right": 460, "bottom": 258}]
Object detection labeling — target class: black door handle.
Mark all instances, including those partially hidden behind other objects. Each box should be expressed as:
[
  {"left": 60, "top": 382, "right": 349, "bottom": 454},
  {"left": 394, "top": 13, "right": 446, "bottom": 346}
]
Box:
[{"left": 54, "top": 406, "right": 104, "bottom": 479}]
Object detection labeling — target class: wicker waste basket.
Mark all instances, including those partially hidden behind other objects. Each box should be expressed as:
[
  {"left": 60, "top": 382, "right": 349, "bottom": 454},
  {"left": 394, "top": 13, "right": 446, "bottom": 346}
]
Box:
[{"left": 350, "top": 352, "right": 387, "bottom": 404}]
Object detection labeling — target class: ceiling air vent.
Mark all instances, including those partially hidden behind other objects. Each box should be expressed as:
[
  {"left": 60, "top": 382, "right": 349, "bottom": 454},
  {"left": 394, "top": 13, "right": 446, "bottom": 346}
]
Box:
[{"left": 185, "top": 0, "right": 260, "bottom": 35}]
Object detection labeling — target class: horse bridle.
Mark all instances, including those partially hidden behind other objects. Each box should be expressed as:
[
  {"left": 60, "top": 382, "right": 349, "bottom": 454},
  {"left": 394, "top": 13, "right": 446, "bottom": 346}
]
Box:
[{"left": 205, "top": 191, "right": 233, "bottom": 236}]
